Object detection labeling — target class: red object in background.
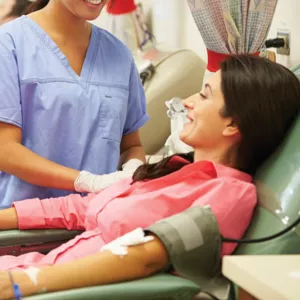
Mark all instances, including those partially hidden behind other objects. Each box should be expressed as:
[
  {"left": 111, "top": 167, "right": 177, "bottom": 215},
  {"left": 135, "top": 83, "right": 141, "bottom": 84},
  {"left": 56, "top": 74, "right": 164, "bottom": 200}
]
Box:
[
  {"left": 106, "top": 0, "right": 136, "bottom": 15},
  {"left": 207, "top": 48, "right": 260, "bottom": 72}
]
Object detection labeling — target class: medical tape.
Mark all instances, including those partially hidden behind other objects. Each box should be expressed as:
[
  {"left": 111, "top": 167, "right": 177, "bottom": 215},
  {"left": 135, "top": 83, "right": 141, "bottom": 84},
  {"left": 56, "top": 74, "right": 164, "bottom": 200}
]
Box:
[
  {"left": 100, "top": 228, "right": 154, "bottom": 256},
  {"left": 23, "top": 267, "right": 40, "bottom": 286}
]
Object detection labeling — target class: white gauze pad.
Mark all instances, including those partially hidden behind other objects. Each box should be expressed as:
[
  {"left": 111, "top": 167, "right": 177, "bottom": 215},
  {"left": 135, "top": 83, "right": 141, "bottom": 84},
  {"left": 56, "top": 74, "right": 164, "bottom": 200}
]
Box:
[
  {"left": 100, "top": 228, "right": 154, "bottom": 256},
  {"left": 23, "top": 267, "right": 40, "bottom": 286}
]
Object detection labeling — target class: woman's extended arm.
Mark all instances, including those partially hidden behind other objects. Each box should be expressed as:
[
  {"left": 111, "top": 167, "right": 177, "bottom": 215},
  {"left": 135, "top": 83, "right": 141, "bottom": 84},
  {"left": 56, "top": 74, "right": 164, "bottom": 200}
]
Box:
[
  {"left": 0, "top": 191, "right": 95, "bottom": 231},
  {"left": 0, "top": 235, "right": 169, "bottom": 299},
  {"left": 0, "top": 206, "right": 221, "bottom": 299},
  {"left": 0, "top": 192, "right": 95, "bottom": 231}
]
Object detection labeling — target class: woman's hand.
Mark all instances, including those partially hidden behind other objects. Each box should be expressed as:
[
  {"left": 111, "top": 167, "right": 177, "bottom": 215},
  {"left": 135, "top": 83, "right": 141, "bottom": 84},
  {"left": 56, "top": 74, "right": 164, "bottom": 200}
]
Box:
[
  {"left": 0, "top": 271, "right": 12, "bottom": 300},
  {"left": 0, "top": 270, "right": 37, "bottom": 299}
]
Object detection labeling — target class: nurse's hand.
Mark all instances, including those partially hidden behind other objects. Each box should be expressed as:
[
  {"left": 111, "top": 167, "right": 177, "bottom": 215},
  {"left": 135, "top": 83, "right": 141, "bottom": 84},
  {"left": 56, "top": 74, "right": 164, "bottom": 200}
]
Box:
[{"left": 74, "top": 159, "right": 143, "bottom": 193}]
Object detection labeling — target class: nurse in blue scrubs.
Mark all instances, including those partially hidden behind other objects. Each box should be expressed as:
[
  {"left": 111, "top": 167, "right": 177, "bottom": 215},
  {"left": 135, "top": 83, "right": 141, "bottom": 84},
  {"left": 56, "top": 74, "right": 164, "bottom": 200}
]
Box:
[{"left": 0, "top": 0, "right": 149, "bottom": 209}]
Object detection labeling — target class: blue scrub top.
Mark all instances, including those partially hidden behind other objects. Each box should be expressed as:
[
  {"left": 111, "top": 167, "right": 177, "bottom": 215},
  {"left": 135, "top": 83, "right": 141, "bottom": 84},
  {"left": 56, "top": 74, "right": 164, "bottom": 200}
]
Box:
[{"left": 0, "top": 16, "right": 149, "bottom": 209}]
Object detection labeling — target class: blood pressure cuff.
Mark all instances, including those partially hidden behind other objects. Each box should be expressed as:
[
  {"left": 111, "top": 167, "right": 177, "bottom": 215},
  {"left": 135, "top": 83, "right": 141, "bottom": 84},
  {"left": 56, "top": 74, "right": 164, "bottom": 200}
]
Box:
[{"left": 146, "top": 206, "right": 230, "bottom": 300}]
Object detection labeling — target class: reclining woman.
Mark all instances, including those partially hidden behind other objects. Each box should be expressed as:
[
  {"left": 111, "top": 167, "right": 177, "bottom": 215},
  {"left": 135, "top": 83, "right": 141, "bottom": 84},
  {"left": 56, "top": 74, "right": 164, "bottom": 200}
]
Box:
[{"left": 0, "top": 55, "right": 300, "bottom": 299}]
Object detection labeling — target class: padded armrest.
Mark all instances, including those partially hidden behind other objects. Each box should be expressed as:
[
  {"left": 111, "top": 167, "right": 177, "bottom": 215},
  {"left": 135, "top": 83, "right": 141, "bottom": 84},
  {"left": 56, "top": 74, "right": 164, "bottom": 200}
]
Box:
[
  {"left": 0, "top": 229, "right": 82, "bottom": 256},
  {"left": 24, "top": 273, "right": 201, "bottom": 300},
  {"left": 0, "top": 229, "right": 82, "bottom": 246}
]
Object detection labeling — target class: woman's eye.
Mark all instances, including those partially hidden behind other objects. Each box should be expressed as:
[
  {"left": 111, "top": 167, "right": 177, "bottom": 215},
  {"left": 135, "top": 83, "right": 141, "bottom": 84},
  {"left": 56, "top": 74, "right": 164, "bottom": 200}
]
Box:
[{"left": 200, "top": 93, "right": 207, "bottom": 99}]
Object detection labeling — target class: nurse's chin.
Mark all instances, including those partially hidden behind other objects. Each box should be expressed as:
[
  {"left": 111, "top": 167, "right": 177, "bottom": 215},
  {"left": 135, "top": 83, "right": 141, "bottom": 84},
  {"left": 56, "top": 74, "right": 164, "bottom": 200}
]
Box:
[{"left": 80, "top": 0, "right": 106, "bottom": 20}]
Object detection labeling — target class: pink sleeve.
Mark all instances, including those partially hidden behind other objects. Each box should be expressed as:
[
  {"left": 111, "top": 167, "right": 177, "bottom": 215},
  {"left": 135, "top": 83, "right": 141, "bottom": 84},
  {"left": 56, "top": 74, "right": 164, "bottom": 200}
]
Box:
[
  {"left": 13, "top": 193, "right": 96, "bottom": 230},
  {"left": 191, "top": 179, "right": 257, "bottom": 255}
]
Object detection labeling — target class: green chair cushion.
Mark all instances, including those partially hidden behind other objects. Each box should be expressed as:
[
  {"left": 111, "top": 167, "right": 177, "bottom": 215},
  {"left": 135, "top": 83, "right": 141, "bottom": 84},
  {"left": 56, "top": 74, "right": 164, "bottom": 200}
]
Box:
[
  {"left": 23, "top": 274, "right": 201, "bottom": 300},
  {"left": 235, "top": 117, "right": 300, "bottom": 256}
]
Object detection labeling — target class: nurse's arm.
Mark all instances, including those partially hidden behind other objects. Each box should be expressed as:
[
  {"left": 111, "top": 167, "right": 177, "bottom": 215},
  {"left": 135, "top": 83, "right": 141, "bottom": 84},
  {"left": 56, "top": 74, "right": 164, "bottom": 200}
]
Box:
[
  {"left": 120, "top": 130, "right": 146, "bottom": 166},
  {"left": 0, "top": 122, "right": 79, "bottom": 190},
  {"left": 3, "top": 235, "right": 169, "bottom": 299}
]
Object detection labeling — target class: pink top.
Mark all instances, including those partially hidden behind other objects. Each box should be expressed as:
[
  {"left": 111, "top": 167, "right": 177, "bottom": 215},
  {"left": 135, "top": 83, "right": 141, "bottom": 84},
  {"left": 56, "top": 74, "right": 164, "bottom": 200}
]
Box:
[{"left": 1, "top": 158, "right": 257, "bottom": 271}]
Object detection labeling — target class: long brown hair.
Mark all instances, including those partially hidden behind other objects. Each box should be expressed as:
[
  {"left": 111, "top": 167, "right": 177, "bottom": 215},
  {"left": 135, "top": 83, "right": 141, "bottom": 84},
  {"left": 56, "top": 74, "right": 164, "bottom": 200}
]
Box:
[
  {"left": 133, "top": 152, "right": 194, "bottom": 182},
  {"left": 133, "top": 55, "right": 300, "bottom": 182},
  {"left": 220, "top": 55, "right": 300, "bottom": 174}
]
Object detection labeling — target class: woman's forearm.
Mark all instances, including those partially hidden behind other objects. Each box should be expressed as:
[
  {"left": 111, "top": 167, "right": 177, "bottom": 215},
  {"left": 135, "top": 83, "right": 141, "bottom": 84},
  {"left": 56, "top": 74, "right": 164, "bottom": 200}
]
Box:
[
  {"left": 0, "top": 142, "right": 79, "bottom": 190},
  {"left": 0, "top": 208, "right": 18, "bottom": 230},
  {"left": 11, "top": 235, "right": 169, "bottom": 298}
]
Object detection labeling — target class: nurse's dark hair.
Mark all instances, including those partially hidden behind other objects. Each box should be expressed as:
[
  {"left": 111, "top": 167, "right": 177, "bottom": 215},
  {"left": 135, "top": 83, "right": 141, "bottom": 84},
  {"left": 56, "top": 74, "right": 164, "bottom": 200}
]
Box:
[
  {"left": 133, "top": 55, "right": 300, "bottom": 182},
  {"left": 24, "top": 0, "right": 116, "bottom": 14}
]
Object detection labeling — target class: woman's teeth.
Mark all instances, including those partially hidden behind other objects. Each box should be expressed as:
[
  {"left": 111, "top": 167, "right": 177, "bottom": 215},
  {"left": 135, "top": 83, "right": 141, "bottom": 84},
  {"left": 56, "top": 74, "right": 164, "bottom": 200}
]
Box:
[{"left": 84, "top": 0, "right": 103, "bottom": 5}]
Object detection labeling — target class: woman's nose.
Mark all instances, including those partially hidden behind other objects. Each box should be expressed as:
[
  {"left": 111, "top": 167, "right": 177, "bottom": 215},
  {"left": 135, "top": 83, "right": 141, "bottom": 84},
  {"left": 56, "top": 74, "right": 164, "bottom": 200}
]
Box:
[{"left": 183, "top": 99, "right": 194, "bottom": 110}]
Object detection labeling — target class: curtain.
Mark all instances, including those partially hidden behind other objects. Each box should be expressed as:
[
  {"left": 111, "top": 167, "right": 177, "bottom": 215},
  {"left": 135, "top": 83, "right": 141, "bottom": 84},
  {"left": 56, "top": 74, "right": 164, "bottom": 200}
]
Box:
[{"left": 187, "top": 0, "right": 278, "bottom": 72}]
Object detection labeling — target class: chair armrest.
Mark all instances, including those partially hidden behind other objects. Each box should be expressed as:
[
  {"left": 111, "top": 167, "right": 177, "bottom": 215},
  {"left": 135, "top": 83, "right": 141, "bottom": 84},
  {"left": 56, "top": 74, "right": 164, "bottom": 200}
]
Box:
[
  {"left": 24, "top": 273, "right": 201, "bottom": 300},
  {"left": 0, "top": 229, "right": 82, "bottom": 256}
]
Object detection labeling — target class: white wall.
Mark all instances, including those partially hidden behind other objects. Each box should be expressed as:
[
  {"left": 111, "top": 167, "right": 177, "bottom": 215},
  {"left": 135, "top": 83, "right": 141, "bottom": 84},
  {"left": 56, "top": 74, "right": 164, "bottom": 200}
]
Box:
[
  {"left": 267, "top": 0, "right": 300, "bottom": 67},
  {"left": 91, "top": 0, "right": 152, "bottom": 30}
]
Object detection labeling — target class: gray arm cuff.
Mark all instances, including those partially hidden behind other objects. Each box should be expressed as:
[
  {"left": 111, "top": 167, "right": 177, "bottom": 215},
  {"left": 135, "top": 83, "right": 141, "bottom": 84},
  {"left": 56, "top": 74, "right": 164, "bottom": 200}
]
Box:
[{"left": 146, "top": 206, "right": 230, "bottom": 299}]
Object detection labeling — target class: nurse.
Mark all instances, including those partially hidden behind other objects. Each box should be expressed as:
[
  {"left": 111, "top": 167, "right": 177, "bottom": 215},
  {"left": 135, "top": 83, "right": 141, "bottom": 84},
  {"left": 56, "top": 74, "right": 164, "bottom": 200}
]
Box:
[{"left": 0, "top": 0, "right": 149, "bottom": 209}]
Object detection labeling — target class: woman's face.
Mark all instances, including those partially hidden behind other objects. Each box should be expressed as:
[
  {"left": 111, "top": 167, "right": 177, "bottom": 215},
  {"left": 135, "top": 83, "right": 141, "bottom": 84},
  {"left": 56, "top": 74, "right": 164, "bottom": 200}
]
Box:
[
  {"left": 58, "top": 0, "right": 109, "bottom": 21},
  {"left": 180, "top": 71, "right": 236, "bottom": 150}
]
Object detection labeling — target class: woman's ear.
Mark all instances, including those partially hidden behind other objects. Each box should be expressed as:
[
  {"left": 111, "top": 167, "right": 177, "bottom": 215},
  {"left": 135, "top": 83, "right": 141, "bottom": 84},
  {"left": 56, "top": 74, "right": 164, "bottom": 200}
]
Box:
[{"left": 222, "top": 119, "right": 240, "bottom": 137}]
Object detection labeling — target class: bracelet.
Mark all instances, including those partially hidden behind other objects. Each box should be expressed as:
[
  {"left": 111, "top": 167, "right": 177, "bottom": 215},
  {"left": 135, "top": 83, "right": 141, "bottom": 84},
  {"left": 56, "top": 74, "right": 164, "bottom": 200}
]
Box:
[{"left": 8, "top": 271, "right": 22, "bottom": 300}]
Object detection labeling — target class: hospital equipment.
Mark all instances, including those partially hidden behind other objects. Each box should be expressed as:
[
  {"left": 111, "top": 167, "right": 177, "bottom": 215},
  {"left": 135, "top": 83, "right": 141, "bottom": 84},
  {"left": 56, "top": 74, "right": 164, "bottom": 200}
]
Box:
[
  {"left": 8, "top": 270, "right": 22, "bottom": 300},
  {"left": 165, "top": 97, "right": 193, "bottom": 155},
  {"left": 165, "top": 97, "right": 186, "bottom": 119}
]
